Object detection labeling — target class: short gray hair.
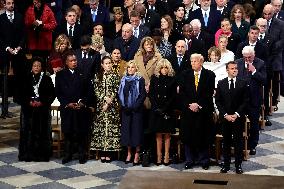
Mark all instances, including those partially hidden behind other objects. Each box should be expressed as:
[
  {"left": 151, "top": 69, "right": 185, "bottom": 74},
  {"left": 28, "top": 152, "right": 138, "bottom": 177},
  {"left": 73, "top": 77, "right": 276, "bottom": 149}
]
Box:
[
  {"left": 190, "top": 19, "right": 202, "bottom": 28},
  {"left": 242, "top": 46, "right": 255, "bottom": 55}
]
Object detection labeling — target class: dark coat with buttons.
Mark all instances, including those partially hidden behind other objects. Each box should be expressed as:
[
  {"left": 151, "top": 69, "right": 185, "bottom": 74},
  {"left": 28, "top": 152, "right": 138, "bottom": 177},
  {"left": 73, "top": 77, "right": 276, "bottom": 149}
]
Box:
[{"left": 149, "top": 75, "right": 176, "bottom": 133}]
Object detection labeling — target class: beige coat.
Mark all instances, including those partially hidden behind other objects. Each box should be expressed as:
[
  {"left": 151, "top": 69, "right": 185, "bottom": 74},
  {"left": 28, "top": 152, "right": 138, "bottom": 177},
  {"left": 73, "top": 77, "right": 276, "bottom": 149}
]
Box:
[{"left": 134, "top": 50, "right": 162, "bottom": 109}]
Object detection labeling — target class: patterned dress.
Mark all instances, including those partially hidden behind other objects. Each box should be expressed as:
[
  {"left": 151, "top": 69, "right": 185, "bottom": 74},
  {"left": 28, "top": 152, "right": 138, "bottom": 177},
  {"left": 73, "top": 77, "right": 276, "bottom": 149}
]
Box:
[{"left": 91, "top": 72, "right": 121, "bottom": 151}]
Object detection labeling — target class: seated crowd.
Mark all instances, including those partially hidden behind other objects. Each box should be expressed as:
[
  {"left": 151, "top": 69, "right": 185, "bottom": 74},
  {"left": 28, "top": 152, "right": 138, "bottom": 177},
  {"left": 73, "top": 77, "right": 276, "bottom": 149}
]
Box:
[{"left": 1, "top": 0, "right": 284, "bottom": 175}]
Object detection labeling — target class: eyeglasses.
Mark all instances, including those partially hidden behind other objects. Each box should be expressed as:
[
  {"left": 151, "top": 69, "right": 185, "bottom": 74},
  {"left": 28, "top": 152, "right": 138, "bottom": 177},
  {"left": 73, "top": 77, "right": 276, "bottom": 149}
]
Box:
[{"left": 258, "top": 25, "right": 267, "bottom": 27}]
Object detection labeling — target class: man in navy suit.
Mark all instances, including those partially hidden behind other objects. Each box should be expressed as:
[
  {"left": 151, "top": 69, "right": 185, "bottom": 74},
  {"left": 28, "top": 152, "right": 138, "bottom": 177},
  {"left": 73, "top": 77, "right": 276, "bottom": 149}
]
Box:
[
  {"left": 113, "top": 23, "right": 140, "bottom": 61},
  {"left": 55, "top": 51, "right": 93, "bottom": 164},
  {"left": 0, "top": 0, "right": 26, "bottom": 117},
  {"left": 191, "top": 0, "right": 222, "bottom": 35},
  {"left": 235, "top": 46, "right": 267, "bottom": 156},
  {"left": 83, "top": 0, "right": 110, "bottom": 25},
  {"left": 144, "top": 0, "right": 169, "bottom": 17},
  {"left": 55, "top": 8, "right": 83, "bottom": 49},
  {"left": 215, "top": 61, "right": 248, "bottom": 174},
  {"left": 179, "top": 53, "right": 215, "bottom": 170},
  {"left": 129, "top": 10, "right": 150, "bottom": 43}
]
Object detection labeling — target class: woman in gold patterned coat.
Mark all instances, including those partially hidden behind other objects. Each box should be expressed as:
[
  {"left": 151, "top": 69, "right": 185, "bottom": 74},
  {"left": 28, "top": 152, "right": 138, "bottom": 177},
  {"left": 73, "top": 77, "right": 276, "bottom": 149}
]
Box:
[{"left": 91, "top": 56, "right": 121, "bottom": 163}]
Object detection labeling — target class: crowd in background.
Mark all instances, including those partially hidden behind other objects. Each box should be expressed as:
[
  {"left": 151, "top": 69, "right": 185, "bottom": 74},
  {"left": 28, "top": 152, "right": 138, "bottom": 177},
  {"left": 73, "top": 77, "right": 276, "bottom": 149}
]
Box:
[{"left": 1, "top": 0, "right": 284, "bottom": 174}]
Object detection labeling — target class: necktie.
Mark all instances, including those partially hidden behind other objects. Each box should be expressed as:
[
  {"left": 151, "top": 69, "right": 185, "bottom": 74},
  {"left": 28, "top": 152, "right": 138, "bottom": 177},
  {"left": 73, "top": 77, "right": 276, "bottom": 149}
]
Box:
[
  {"left": 134, "top": 28, "right": 138, "bottom": 38},
  {"left": 83, "top": 52, "right": 87, "bottom": 59},
  {"left": 204, "top": 12, "right": 208, "bottom": 27},
  {"left": 68, "top": 26, "right": 73, "bottom": 37},
  {"left": 259, "top": 34, "right": 264, "bottom": 40},
  {"left": 8, "top": 13, "right": 13, "bottom": 23},
  {"left": 229, "top": 79, "right": 234, "bottom": 91},
  {"left": 194, "top": 73, "right": 199, "bottom": 91},
  {"left": 92, "top": 11, "right": 96, "bottom": 22},
  {"left": 178, "top": 56, "right": 182, "bottom": 66}
]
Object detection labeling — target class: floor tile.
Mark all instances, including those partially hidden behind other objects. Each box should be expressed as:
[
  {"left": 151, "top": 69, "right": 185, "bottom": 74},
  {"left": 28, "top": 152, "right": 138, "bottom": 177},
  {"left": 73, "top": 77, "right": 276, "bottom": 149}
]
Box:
[
  {"left": 57, "top": 175, "right": 112, "bottom": 189},
  {"left": 0, "top": 173, "right": 52, "bottom": 188},
  {"left": 249, "top": 154, "right": 284, "bottom": 168},
  {"left": 245, "top": 168, "right": 284, "bottom": 176},
  {"left": 69, "top": 160, "right": 122, "bottom": 175},
  {"left": 37, "top": 167, "right": 86, "bottom": 180},
  {"left": 88, "top": 183, "right": 118, "bottom": 189},
  {"left": 258, "top": 141, "right": 284, "bottom": 154},
  {"left": 94, "top": 169, "right": 127, "bottom": 183},
  {"left": 0, "top": 181, "right": 14, "bottom": 189},
  {"left": 24, "top": 181, "right": 73, "bottom": 189},
  {"left": 12, "top": 161, "right": 64, "bottom": 173},
  {"left": 264, "top": 129, "right": 284, "bottom": 140},
  {"left": 0, "top": 161, "right": 7, "bottom": 166},
  {"left": 0, "top": 165, "right": 28, "bottom": 178},
  {"left": 0, "top": 152, "right": 19, "bottom": 164},
  {"left": 0, "top": 143, "right": 18, "bottom": 154},
  {"left": 258, "top": 133, "right": 283, "bottom": 144}
]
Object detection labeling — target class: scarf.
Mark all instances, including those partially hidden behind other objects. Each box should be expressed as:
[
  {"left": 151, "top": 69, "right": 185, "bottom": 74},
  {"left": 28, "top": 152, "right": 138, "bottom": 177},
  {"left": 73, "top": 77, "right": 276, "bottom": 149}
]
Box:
[
  {"left": 118, "top": 74, "right": 141, "bottom": 108},
  {"left": 215, "top": 28, "right": 232, "bottom": 46},
  {"left": 143, "top": 52, "right": 154, "bottom": 66}
]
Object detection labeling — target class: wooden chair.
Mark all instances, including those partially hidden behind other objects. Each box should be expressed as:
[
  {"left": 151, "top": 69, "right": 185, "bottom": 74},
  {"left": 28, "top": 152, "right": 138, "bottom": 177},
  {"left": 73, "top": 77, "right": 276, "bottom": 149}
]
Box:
[{"left": 51, "top": 106, "right": 63, "bottom": 158}]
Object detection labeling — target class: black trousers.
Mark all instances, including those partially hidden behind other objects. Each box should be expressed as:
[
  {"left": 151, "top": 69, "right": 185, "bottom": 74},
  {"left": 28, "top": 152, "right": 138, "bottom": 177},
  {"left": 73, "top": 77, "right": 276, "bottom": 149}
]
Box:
[
  {"left": 63, "top": 132, "right": 88, "bottom": 159},
  {"left": 222, "top": 119, "right": 244, "bottom": 166}
]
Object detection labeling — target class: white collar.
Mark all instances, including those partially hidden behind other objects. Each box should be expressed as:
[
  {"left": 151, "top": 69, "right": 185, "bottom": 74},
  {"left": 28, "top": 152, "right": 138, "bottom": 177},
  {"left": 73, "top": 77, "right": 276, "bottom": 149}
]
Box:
[
  {"left": 69, "top": 69, "right": 74, "bottom": 74},
  {"left": 201, "top": 7, "right": 210, "bottom": 15},
  {"left": 91, "top": 8, "right": 98, "bottom": 14},
  {"left": 228, "top": 77, "right": 236, "bottom": 82},
  {"left": 67, "top": 22, "right": 75, "bottom": 28}
]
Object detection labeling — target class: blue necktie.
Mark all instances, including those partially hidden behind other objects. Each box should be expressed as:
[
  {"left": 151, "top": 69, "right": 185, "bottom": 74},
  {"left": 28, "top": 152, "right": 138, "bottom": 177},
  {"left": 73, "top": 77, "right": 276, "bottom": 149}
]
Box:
[
  {"left": 204, "top": 12, "right": 208, "bottom": 27},
  {"left": 92, "top": 11, "right": 96, "bottom": 22},
  {"left": 178, "top": 56, "right": 182, "bottom": 66}
]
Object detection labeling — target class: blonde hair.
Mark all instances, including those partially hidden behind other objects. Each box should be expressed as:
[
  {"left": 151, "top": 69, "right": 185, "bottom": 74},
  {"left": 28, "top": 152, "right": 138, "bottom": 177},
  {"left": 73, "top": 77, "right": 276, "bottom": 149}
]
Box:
[
  {"left": 54, "top": 34, "right": 72, "bottom": 52},
  {"left": 190, "top": 53, "right": 204, "bottom": 63},
  {"left": 124, "top": 60, "right": 141, "bottom": 76},
  {"left": 154, "top": 58, "right": 175, "bottom": 77}
]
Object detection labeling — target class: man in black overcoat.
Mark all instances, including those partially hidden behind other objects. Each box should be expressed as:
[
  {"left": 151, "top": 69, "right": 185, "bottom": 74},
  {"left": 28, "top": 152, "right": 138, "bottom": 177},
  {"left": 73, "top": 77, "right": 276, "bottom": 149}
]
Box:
[
  {"left": 179, "top": 53, "right": 215, "bottom": 170},
  {"left": 55, "top": 51, "right": 93, "bottom": 164},
  {"left": 215, "top": 61, "right": 249, "bottom": 174}
]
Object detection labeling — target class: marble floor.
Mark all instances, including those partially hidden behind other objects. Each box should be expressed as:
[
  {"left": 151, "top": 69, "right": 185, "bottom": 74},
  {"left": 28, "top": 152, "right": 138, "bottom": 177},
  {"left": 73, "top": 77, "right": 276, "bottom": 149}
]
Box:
[{"left": 1, "top": 97, "right": 284, "bottom": 189}]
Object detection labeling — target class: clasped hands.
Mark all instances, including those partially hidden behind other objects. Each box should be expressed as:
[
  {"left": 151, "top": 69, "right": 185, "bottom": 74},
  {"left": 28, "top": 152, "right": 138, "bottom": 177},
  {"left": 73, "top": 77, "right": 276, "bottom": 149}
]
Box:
[
  {"left": 30, "top": 100, "right": 42, "bottom": 107},
  {"left": 102, "top": 96, "right": 113, "bottom": 112},
  {"left": 33, "top": 19, "right": 42, "bottom": 27},
  {"left": 8, "top": 47, "right": 21, "bottom": 55},
  {"left": 66, "top": 102, "right": 85, "bottom": 110},
  {"left": 188, "top": 103, "right": 200, "bottom": 112},
  {"left": 225, "top": 114, "right": 238, "bottom": 122}
]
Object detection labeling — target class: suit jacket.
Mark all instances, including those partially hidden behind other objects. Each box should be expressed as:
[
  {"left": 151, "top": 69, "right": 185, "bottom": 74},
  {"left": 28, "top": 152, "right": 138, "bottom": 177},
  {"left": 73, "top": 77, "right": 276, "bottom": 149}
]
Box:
[
  {"left": 113, "top": 36, "right": 140, "bottom": 61},
  {"left": 82, "top": 4, "right": 110, "bottom": 25},
  {"left": 215, "top": 77, "right": 248, "bottom": 119},
  {"left": 55, "top": 22, "right": 83, "bottom": 49},
  {"left": 179, "top": 67, "right": 215, "bottom": 146},
  {"left": 267, "top": 17, "right": 284, "bottom": 71},
  {"left": 236, "top": 57, "right": 266, "bottom": 108},
  {"left": 231, "top": 20, "right": 250, "bottom": 42},
  {"left": 259, "top": 32, "right": 275, "bottom": 72},
  {"left": 143, "top": 9, "right": 161, "bottom": 31},
  {"left": 185, "top": 38, "right": 206, "bottom": 59},
  {"left": 144, "top": 0, "right": 169, "bottom": 17},
  {"left": 166, "top": 52, "right": 191, "bottom": 77},
  {"left": 0, "top": 11, "right": 25, "bottom": 58},
  {"left": 55, "top": 68, "right": 93, "bottom": 133},
  {"left": 210, "top": 4, "right": 232, "bottom": 19},
  {"left": 276, "top": 10, "right": 284, "bottom": 21},
  {"left": 75, "top": 49, "right": 101, "bottom": 80},
  {"left": 136, "top": 25, "right": 150, "bottom": 42},
  {"left": 235, "top": 40, "right": 268, "bottom": 62},
  {"left": 191, "top": 8, "right": 221, "bottom": 35},
  {"left": 196, "top": 31, "right": 214, "bottom": 57}
]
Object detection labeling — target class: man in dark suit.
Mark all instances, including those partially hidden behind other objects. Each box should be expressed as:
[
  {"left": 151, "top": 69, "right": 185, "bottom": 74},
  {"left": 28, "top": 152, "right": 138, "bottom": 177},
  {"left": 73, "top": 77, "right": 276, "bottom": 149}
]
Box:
[
  {"left": 191, "top": 0, "right": 222, "bottom": 35},
  {"left": 113, "top": 23, "right": 140, "bottom": 61},
  {"left": 0, "top": 0, "right": 26, "bottom": 117},
  {"left": 236, "top": 46, "right": 267, "bottom": 155},
  {"left": 144, "top": 0, "right": 169, "bottom": 17},
  {"left": 215, "top": 61, "right": 248, "bottom": 174},
  {"left": 182, "top": 24, "right": 206, "bottom": 59},
  {"left": 129, "top": 10, "right": 150, "bottom": 42},
  {"left": 75, "top": 35, "right": 101, "bottom": 80},
  {"left": 55, "top": 51, "right": 93, "bottom": 164},
  {"left": 179, "top": 53, "right": 215, "bottom": 170},
  {"left": 134, "top": 3, "right": 161, "bottom": 31},
  {"left": 167, "top": 40, "right": 191, "bottom": 77},
  {"left": 263, "top": 4, "right": 284, "bottom": 108},
  {"left": 82, "top": 0, "right": 110, "bottom": 25},
  {"left": 211, "top": 0, "right": 234, "bottom": 19},
  {"left": 55, "top": 7, "right": 83, "bottom": 49}
]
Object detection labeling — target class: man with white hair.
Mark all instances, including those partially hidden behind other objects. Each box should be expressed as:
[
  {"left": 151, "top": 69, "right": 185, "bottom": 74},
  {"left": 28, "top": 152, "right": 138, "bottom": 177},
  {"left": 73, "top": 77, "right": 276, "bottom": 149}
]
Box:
[
  {"left": 191, "top": 0, "right": 222, "bottom": 34},
  {"left": 190, "top": 19, "right": 214, "bottom": 55},
  {"left": 113, "top": 23, "right": 140, "bottom": 61},
  {"left": 235, "top": 46, "right": 266, "bottom": 156},
  {"left": 271, "top": 0, "right": 284, "bottom": 21}
]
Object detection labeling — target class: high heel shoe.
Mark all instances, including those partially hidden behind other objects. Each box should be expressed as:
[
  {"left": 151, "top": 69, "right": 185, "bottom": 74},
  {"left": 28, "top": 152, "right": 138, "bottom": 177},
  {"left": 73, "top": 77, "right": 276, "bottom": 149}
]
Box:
[
  {"left": 156, "top": 154, "right": 162, "bottom": 166},
  {"left": 163, "top": 153, "right": 170, "bottom": 166},
  {"left": 105, "top": 157, "right": 111, "bottom": 163},
  {"left": 133, "top": 152, "right": 140, "bottom": 166},
  {"left": 125, "top": 155, "right": 132, "bottom": 164},
  {"left": 100, "top": 157, "right": 106, "bottom": 163}
]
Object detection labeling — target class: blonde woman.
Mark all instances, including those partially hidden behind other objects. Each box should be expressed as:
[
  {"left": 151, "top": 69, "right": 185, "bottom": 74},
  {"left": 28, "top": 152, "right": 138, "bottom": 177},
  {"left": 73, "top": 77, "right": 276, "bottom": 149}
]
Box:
[
  {"left": 118, "top": 60, "right": 146, "bottom": 165},
  {"left": 134, "top": 36, "right": 162, "bottom": 109},
  {"left": 217, "top": 35, "right": 235, "bottom": 64},
  {"left": 149, "top": 59, "right": 176, "bottom": 166},
  {"left": 47, "top": 34, "right": 72, "bottom": 74}
]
